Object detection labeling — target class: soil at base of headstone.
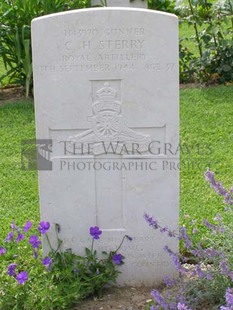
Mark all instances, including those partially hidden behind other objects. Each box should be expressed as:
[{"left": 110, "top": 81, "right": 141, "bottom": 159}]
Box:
[
  {"left": 73, "top": 286, "right": 157, "bottom": 310},
  {"left": 73, "top": 264, "right": 214, "bottom": 310},
  {"left": 0, "top": 85, "right": 25, "bottom": 105}
]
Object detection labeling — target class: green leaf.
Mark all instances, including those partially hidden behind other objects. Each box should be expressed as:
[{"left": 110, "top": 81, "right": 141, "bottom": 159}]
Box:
[
  {"left": 222, "top": 64, "right": 232, "bottom": 72},
  {"left": 85, "top": 247, "right": 91, "bottom": 256}
]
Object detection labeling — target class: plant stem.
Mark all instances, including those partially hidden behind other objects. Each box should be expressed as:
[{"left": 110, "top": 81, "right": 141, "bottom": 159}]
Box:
[
  {"left": 114, "top": 235, "right": 126, "bottom": 254},
  {"left": 90, "top": 238, "right": 94, "bottom": 255},
  {"left": 187, "top": 0, "right": 203, "bottom": 58},
  {"left": 204, "top": 0, "right": 218, "bottom": 48},
  {"left": 45, "top": 234, "right": 53, "bottom": 252}
]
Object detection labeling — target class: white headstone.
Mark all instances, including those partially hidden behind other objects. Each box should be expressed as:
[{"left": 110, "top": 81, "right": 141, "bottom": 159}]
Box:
[
  {"left": 32, "top": 7, "right": 179, "bottom": 286},
  {"left": 91, "top": 0, "right": 147, "bottom": 8}
]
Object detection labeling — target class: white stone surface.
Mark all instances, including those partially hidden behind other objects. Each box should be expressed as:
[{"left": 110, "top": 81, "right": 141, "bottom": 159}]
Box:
[
  {"left": 32, "top": 7, "right": 179, "bottom": 286},
  {"left": 91, "top": 0, "right": 147, "bottom": 8}
]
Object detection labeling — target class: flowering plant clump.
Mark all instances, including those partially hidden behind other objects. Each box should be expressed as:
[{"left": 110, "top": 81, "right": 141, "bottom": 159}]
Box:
[
  {"left": 0, "top": 220, "right": 131, "bottom": 309},
  {"left": 145, "top": 169, "right": 233, "bottom": 310}
]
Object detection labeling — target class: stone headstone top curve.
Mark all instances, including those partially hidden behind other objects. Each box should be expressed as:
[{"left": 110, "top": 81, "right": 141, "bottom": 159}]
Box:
[{"left": 91, "top": 0, "right": 148, "bottom": 9}]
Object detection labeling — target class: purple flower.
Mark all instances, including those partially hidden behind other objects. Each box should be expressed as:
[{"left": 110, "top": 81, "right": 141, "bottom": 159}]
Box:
[
  {"left": 224, "top": 193, "right": 233, "bottom": 205},
  {"left": 16, "top": 271, "right": 28, "bottom": 284},
  {"left": 216, "top": 181, "right": 228, "bottom": 196},
  {"left": 204, "top": 169, "right": 233, "bottom": 205},
  {"left": 205, "top": 273, "right": 213, "bottom": 280},
  {"left": 163, "top": 246, "right": 186, "bottom": 275},
  {"left": 144, "top": 213, "right": 159, "bottom": 229},
  {"left": 29, "top": 235, "right": 41, "bottom": 249},
  {"left": 112, "top": 253, "right": 123, "bottom": 265},
  {"left": 151, "top": 290, "right": 169, "bottom": 309},
  {"left": 16, "top": 232, "right": 25, "bottom": 243},
  {"left": 167, "top": 230, "right": 176, "bottom": 237},
  {"left": 177, "top": 303, "right": 191, "bottom": 310},
  {"left": 89, "top": 226, "right": 102, "bottom": 240},
  {"left": 38, "top": 221, "right": 50, "bottom": 234},
  {"left": 204, "top": 169, "right": 215, "bottom": 183},
  {"left": 220, "top": 288, "right": 233, "bottom": 310},
  {"left": 24, "top": 221, "right": 32, "bottom": 233},
  {"left": 0, "top": 246, "right": 6, "bottom": 256},
  {"left": 229, "top": 272, "right": 233, "bottom": 281},
  {"left": 203, "top": 247, "right": 221, "bottom": 259},
  {"left": 219, "top": 259, "right": 230, "bottom": 276},
  {"left": 7, "top": 263, "right": 17, "bottom": 276},
  {"left": 194, "top": 264, "right": 205, "bottom": 278},
  {"left": 5, "top": 231, "right": 14, "bottom": 242},
  {"left": 10, "top": 222, "right": 17, "bottom": 230},
  {"left": 144, "top": 213, "right": 176, "bottom": 237},
  {"left": 126, "top": 235, "right": 133, "bottom": 241},
  {"left": 160, "top": 227, "right": 168, "bottom": 233},
  {"left": 190, "top": 243, "right": 219, "bottom": 259},
  {"left": 225, "top": 288, "right": 233, "bottom": 306},
  {"left": 42, "top": 257, "right": 52, "bottom": 270},
  {"left": 203, "top": 219, "right": 217, "bottom": 231},
  {"left": 179, "top": 227, "right": 192, "bottom": 249},
  {"left": 163, "top": 275, "right": 176, "bottom": 287}
]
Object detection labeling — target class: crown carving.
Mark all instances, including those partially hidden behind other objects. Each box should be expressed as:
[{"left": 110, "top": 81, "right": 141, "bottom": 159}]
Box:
[
  {"left": 96, "top": 82, "right": 117, "bottom": 102},
  {"left": 93, "top": 82, "right": 121, "bottom": 114}
]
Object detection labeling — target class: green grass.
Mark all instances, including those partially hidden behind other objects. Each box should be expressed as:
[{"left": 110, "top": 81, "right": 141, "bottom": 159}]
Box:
[
  {"left": 180, "top": 85, "right": 233, "bottom": 239},
  {"left": 0, "top": 85, "right": 233, "bottom": 243},
  {"left": 0, "top": 100, "right": 39, "bottom": 238}
]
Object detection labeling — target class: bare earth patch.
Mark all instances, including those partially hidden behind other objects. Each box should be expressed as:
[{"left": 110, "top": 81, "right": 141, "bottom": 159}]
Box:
[
  {"left": 74, "top": 264, "right": 212, "bottom": 310},
  {"left": 74, "top": 286, "right": 157, "bottom": 310},
  {"left": 0, "top": 85, "right": 25, "bottom": 105}
]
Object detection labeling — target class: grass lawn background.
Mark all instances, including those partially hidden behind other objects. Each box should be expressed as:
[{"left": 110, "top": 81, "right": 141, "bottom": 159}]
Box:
[
  {"left": 1, "top": 85, "right": 233, "bottom": 245},
  {"left": 0, "top": 101, "right": 39, "bottom": 239},
  {"left": 180, "top": 86, "right": 233, "bottom": 240}
]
